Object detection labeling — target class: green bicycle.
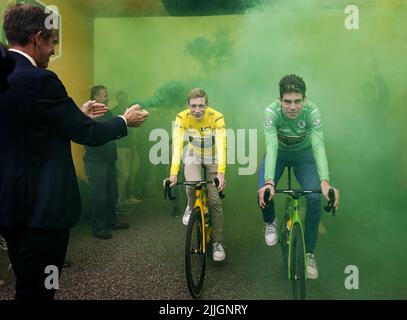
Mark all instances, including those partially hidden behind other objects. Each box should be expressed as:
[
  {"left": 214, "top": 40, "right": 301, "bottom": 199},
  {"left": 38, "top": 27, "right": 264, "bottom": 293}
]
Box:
[
  {"left": 264, "top": 166, "right": 336, "bottom": 300},
  {"left": 164, "top": 167, "right": 224, "bottom": 298}
]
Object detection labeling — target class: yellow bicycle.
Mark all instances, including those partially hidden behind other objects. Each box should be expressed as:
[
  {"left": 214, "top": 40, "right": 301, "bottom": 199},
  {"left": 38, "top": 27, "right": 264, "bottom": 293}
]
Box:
[{"left": 164, "top": 167, "right": 224, "bottom": 298}]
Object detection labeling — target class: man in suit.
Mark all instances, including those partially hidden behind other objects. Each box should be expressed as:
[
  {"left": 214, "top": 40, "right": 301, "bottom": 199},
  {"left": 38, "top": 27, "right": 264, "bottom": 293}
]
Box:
[{"left": 0, "top": 4, "right": 149, "bottom": 300}]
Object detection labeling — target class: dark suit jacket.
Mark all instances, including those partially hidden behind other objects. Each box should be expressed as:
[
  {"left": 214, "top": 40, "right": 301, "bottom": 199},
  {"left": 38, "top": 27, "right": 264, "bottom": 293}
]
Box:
[
  {"left": 0, "top": 52, "right": 127, "bottom": 229},
  {"left": 110, "top": 104, "right": 133, "bottom": 149}
]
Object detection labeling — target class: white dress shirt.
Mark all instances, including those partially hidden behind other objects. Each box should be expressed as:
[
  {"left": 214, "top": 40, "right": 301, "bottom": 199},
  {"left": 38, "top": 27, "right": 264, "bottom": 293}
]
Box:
[{"left": 9, "top": 48, "right": 37, "bottom": 67}]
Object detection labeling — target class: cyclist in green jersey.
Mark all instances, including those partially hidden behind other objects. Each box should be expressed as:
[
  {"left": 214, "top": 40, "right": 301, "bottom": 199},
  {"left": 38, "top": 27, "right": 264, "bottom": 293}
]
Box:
[{"left": 258, "top": 74, "right": 340, "bottom": 279}]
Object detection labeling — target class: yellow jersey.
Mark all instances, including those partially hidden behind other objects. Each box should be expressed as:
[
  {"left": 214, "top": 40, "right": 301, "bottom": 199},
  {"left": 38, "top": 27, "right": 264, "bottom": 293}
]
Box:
[{"left": 170, "top": 107, "right": 227, "bottom": 176}]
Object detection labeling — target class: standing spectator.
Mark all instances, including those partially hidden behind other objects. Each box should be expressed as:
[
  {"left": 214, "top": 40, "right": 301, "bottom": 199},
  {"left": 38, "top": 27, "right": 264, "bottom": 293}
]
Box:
[
  {"left": 111, "top": 91, "right": 141, "bottom": 211},
  {"left": 84, "top": 86, "right": 130, "bottom": 239}
]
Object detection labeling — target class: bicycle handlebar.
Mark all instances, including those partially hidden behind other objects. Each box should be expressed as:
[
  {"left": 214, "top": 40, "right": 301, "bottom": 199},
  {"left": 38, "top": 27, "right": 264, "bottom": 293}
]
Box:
[
  {"left": 263, "top": 187, "right": 336, "bottom": 216},
  {"left": 164, "top": 178, "right": 225, "bottom": 201}
]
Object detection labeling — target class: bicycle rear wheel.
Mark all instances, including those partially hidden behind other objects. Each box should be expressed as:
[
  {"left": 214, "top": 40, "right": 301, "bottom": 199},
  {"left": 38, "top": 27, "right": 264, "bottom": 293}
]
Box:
[
  {"left": 289, "top": 222, "right": 306, "bottom": 300},
  {"left": 185, "top": 207, "right": 206, "bottom": 298}
]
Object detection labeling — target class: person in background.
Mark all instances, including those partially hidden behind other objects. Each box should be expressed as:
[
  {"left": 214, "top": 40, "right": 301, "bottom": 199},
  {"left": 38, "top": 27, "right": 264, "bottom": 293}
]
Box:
[
  {"left": 0, "top": 42, "right": 15, "bottom": 92},
  {"left": 84, "top": 86, "right": 131, "bottom": 239},
  {"left": 111, "top": 91, "right": 142, "bottom": 212}
]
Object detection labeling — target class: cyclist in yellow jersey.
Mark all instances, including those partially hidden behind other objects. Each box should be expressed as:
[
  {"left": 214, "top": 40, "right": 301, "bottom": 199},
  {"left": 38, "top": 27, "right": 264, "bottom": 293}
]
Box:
[{"left": 164, "top": 88, "right": 227, "bottom": 261}]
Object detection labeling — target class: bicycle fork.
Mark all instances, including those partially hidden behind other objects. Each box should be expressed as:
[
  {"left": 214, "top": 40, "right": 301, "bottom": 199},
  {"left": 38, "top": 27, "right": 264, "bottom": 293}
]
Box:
[{"left": 286, "top": 198, "right": 307, "bottom": 280}]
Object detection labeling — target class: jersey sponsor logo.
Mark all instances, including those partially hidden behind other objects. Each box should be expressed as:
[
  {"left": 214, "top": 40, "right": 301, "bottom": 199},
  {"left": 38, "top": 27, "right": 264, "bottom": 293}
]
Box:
[
  {"left": 189, "top": 136, "right": 215, "bottom": 149},
  {"left": 266, "top": 119, "right": 273, "bottom": 127},
  {"left": 313, "top": 119, "right": 321, "bottom": 127},
  {"left": 200, "top": 126, "right": 212, "bottom": 133},
  {"left": 278, "top": 134, "right": 307, "bottom": 146},
  {"left": 298, "top": 120, "right": 306, "bottom": 129}
]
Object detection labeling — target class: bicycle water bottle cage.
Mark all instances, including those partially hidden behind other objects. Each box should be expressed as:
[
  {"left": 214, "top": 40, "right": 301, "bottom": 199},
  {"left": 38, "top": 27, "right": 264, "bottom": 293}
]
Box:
[{"left": 204, "top": 210, "right": 210, "bottom": 227}]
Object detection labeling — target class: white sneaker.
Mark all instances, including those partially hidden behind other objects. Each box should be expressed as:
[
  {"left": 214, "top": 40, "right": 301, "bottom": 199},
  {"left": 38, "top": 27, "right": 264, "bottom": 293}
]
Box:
[
  {"left": 265, "top": 219, "right": 278, "bottom": 246},
  {"left": 182, "top": 206, "right": 192, "bottom": 226},
  {"left": 212, "top": 242, "right": 226, "bottom": 261},
  {"left": 306, "top": 253, "right": 319, "bottom": 279}
]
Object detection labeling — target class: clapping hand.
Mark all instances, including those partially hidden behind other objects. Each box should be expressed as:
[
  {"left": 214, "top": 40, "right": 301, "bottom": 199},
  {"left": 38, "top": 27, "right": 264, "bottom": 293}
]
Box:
[
  {"left": 80, "top": 100, "right": 108, "bottom": 119},
  {"left": 123, "top": 104, "right": 149, "bottom": 127}
]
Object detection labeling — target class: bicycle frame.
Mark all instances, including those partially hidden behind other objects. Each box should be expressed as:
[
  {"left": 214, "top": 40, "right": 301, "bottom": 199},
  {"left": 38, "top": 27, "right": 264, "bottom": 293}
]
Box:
[{"left": 193, "top": 184, "right": 211, "bottom": 255}]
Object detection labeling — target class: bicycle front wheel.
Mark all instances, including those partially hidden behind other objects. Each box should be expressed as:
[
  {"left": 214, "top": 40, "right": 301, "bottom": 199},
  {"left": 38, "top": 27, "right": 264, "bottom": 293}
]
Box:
[
  {"left": 290, "top": 222, "right": 306, "bottom": 300},
  {"left": 185, "top": 207, "right": 206, "bottom": 298}
]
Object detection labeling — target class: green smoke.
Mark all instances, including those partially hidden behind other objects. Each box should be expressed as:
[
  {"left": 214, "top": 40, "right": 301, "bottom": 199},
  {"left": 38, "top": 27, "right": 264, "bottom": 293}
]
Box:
[
  {"left": 2, "top": 0, "right": 406, "bottom": 300},
  {"left": 185, "top": 28, "right": 234, "bottom": 72},
  {"left": 93, "top": 0, "right": 407, "bottom": 299}
]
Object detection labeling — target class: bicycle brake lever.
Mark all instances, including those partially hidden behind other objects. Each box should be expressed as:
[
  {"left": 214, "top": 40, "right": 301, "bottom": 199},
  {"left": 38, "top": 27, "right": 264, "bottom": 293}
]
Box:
[
  {"left": 213, "top": 177, "right": 226, "bottom": 199},
  {"left": 323, "top": 189, "right": 336, "bottom": 216},
  {"left": 164, "top": 179, "right": 177, "bottom": 201},
  {"left": 164, "top": 179, "right": 170, "bottom": 200},
  {"left": 264, "top": 188, "right": 270, "bottom": 205},
  {"left": 328, "top": 188, "right": 336, "bottom": 216}
]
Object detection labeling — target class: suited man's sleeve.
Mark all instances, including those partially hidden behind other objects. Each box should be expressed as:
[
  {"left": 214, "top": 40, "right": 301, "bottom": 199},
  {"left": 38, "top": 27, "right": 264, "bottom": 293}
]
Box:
[{"left": 34, "top": 73, "right": 127, "bottom": 146}]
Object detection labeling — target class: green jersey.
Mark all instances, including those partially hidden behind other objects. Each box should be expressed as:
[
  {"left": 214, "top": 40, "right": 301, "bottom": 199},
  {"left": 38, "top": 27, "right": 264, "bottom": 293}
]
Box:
[{"left": 264, "top": 100, "right": 330, "bottom": 182}]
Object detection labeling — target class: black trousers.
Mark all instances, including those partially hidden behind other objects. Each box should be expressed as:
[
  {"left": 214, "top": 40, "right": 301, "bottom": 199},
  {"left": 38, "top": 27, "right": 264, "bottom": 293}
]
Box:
[
  {"left": 85, "top": 162, "right": 118, "bottom": 232},
  {"left": 0, "top": 227, "right": 70, "bottom": 300}
]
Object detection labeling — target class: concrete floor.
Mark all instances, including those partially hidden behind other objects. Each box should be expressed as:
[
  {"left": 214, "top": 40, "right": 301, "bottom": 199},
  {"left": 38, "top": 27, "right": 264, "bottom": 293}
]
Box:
[{"left": 1, "top": 195, "right": 406, "bottom": 300}]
